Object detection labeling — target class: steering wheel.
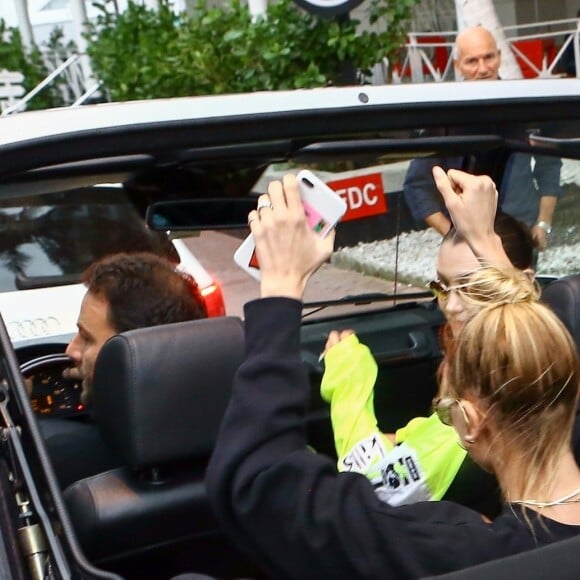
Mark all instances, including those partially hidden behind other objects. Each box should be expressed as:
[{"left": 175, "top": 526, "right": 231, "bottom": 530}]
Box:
[
  {"left": 20, "top": 354, "right": 86, "bottom": 417},
  {"left": 20, "top": 353, "right": 74, "bottom": 376}
]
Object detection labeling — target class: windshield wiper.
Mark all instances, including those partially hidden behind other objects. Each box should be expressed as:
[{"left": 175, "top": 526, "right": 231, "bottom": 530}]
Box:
[
  {"left": 303, "top": 291, "right": 432, "bottom": 308},
  {"left": 302, "top": 291, "right": 433, "bottom": 318}
]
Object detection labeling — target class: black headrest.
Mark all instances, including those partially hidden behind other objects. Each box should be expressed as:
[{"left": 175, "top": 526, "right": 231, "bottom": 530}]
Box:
[
  {"left": 541, "top": 275, "right": 580, "bottom": 351},
  {"left": 92, "top": 316, "right": 244, "bottom": 471}
]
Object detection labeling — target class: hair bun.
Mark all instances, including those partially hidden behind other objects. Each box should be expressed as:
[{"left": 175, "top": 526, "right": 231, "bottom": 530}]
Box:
[{"left": 459, "top": 266, "right": 540, "bottom": 308}]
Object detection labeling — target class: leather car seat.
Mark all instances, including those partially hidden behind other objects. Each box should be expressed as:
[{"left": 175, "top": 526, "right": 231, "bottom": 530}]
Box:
[
  {"left": 425, "top": 532, "right": 580, "bottom": 580},
  {"left": 540, "top": 274, "right": 580, "bottom": 350},
  {"left": 62, "top": 316, "right": 246, "bottom": 575},
  {"left": 540, "top": 274, "right": 580, "bottom": 469}
]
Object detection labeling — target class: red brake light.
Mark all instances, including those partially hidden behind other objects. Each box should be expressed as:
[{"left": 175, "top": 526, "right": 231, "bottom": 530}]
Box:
[{"left": 201, "top": 283, "right": 226, "bottom": 317}]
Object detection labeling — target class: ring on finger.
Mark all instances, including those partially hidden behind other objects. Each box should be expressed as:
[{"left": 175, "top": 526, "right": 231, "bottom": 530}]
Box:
[{"left": 256, "top": 200, "right": 273, "bottom": 212}]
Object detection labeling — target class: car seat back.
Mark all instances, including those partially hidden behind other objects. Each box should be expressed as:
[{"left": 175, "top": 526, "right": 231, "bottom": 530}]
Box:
[
  {"left": 63, "top": 316, "right": 251, "bottom": 576},
  {"left": 541, "top": 274, "right": 580, "bottom": 350}
]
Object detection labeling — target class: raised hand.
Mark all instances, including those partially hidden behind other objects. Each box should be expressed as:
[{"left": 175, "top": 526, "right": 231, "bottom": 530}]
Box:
[
  {"left": 432, "top": 166, "right": 511, "bottom": 268},
  {"left": 248, "top": 174, "right": 335, "bottom": 300},
  {"left": 432, "top": 166, "right": 498, "bottom": 241}
]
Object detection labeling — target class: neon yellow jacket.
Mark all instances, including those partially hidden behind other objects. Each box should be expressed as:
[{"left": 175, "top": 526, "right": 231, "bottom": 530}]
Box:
[{"left": 320, "top": 334, "right": 466, "bottom": 505}]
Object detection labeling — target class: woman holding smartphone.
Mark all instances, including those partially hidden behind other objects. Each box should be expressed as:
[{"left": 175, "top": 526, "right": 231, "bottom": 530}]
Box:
[{"left": 206, "top": 169, "right": 580, "bottom": 579}]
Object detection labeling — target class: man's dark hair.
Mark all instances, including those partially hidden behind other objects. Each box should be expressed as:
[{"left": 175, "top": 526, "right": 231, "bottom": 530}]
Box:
[
  {"left": 492, "top": 211, "right": 535, "bottom": 270},
  {"left": 82, "top": 252, "right": 207, "bottom": 333},
  {"left": 444, "top": 210, "right": 535, "bottom": 270}
]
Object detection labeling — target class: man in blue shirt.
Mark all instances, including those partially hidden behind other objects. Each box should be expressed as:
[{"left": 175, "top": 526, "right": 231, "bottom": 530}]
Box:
[{"left": 403, "top": 26, "right": 562, "bottom": 250}]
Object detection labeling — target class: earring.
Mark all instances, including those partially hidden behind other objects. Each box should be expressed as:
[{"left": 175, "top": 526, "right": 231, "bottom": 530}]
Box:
[{"left": 463, "top": 435, "right": 475, "bottom": 445}]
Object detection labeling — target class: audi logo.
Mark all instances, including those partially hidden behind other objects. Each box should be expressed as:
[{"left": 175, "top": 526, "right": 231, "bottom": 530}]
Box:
[{"left": 8, "top": 317, "right": 61, "bottom": 339}]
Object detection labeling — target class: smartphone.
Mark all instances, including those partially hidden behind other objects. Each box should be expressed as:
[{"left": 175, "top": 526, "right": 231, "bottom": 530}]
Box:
[{"left": 233, "top": 170, "right": 347, "bottom": 280}]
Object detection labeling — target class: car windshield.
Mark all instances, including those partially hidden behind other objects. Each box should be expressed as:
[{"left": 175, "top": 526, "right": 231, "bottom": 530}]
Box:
[
  {"left": 176, "top": 136, "right": 580, "bottom": 319},
  {"left": 2, "top": 92, "right": 580, "bottom": 321},
  {"left": 0, "top": 186, "right": 177, "bottom": 292}
]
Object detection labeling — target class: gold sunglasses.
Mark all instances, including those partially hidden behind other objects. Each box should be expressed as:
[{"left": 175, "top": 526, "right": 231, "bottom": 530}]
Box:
[
  {"left": 427, "top": 279, "right": 470, "bottom": 302},
  {"left": 433, "top": 397, "right": 470, "bottom": 427}
]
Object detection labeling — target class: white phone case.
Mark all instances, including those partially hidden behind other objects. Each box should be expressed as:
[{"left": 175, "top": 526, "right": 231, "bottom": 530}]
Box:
[{"left": 233, "top": 170, "right": 347, "bottom": 280}]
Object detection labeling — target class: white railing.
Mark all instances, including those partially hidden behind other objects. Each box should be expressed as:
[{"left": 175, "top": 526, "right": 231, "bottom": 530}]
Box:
[
  {"left": 0, "top": 70, "right": 26, "bottom": 113},
  {"left": 383, "top": 16, "right": 580, "bottom": 84},
  {"left": 0, "top": 52, "right": 103, "bottom": 116}
]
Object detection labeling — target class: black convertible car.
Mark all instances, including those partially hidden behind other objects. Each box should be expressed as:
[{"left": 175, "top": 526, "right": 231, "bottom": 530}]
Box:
[{"left": 0, "top": 79, "right": 579, "bottom": 579}]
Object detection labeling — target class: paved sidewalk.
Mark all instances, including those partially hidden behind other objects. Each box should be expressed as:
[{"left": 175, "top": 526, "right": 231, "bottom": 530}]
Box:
[{"left": 185, "top": 231, "right": 421, "bottom": 318}]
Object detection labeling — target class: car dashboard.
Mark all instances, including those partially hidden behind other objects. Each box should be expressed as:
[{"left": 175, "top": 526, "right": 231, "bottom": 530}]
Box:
[{"left": 17, "top": 345, "right": 87, "bottom": 418}]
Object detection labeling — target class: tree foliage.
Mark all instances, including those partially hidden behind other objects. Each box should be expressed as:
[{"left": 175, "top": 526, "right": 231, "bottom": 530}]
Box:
[{"left": 86, "top": 0, "right": 419, "bottom": 101}]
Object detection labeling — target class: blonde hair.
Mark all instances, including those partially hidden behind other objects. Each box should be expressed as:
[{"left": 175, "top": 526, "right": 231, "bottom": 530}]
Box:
[{"left": 440, "top": 266, "right": 579, "bottom": 502}]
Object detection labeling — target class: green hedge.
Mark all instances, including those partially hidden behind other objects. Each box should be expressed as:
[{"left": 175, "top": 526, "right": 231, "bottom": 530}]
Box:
[
  {"left": 0, "top": 0, "right": 418, "bottom": 109},
  {"left": 86, "top": 0, "right": 419, "bottom": 101}
]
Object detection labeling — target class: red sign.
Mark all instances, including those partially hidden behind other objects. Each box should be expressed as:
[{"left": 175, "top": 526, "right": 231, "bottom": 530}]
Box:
[
  {"left": 249, "top": 249, "right": 259, "bottom": 269},
  {"left": 327, "top": 173, "right": 387, "bottom": 222}
]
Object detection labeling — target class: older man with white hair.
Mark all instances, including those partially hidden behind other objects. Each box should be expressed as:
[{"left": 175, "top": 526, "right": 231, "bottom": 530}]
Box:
[{"left": 454, "top": 25, "right": 502, "bottom": 80}]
